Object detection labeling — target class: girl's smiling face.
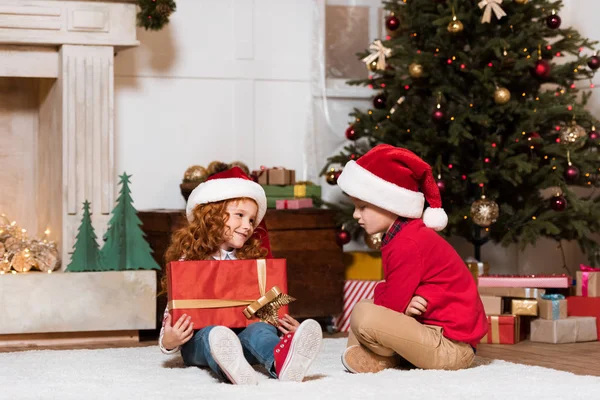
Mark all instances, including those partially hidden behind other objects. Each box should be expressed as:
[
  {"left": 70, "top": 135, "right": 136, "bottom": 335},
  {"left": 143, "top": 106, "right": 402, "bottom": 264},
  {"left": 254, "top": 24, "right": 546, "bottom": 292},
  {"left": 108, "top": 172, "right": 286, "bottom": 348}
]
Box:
[{"left": 221, "top": 199, "right": 258, "bottom": 251}]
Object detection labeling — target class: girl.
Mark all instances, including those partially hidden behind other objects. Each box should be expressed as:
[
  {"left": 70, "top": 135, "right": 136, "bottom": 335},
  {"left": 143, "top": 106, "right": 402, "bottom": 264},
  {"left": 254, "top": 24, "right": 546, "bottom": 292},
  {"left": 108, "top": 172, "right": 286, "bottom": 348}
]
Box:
[{"left": 159, "top": 167, "right": 323, "bottom": 385}]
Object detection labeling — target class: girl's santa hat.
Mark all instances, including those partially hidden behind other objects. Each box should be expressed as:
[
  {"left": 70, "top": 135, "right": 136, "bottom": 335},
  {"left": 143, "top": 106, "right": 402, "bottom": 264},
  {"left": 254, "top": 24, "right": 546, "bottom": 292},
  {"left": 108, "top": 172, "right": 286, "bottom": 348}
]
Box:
[{"left": 336, "top": 144, "right": 448, "bottom": 231}]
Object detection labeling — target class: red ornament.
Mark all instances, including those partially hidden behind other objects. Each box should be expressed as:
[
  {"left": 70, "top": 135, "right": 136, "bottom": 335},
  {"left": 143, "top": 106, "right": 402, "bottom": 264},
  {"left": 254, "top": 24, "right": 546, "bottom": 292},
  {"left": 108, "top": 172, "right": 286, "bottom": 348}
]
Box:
[
  {"left": 385, "top": 15, "right": 400, "bottom": 31},
  {"left": 349, "top": 153, "right": 358, "bottom": 160},
  {"left": 432, "top": 108, "right": 445, "bottom": 123},
  {"left": 527, "top": 132, "right": 542, "bottom": 149},
  {"left": 532, "top": 60, "right": 551, "bottom": 79},
  {"left": 373, "top": 94, "right": 387, "bottom": 109},
  {"left": 565, "top": 165, "right": 580, "bottom": 181},
  {"left": 550, "top": 195, "right": 567, "bottom": 212},
  {"left": 546, "top": 14, "right": 561, "bottom": 29},
  {"left": 345, "top": 125, "right": 357, "bottom": 140},
  {"left": 589, "top": 130, "right": 599, "bottom": 141},
  {"left": 588, "top": 55, "right": 600, "bottom": 70},
  {"left": 336, "top": 229, "right": 351, "bottom": 246},
  {"left": 436, "top": 179, "right": 446, "bottom": 194}
]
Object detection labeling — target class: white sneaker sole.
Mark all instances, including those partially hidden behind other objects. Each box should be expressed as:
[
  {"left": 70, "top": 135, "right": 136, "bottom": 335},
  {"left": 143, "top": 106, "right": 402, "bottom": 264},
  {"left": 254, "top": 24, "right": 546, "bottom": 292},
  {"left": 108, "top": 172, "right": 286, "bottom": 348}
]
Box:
[
  {"left": 278, "top": 319, "right": 323, "bottom": 382},
  {"left": 208, "top": 326, "right": 257, "bottom": 385}
]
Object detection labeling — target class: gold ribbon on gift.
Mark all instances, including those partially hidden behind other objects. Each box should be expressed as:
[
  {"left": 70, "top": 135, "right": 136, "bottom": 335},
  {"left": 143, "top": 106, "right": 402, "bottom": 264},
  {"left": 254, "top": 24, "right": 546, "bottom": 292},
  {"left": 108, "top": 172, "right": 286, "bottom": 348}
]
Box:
[
  {"left": 294, "top": 185, "right": 307, "bottom": 198},
  {"left": 361, "top": 40, "right": 392, "bottom": 71},
  {"left": 481, "top": 316, "right": 501, "bottom": 344},
  {"left": 168, "top": 259, "right": 294, "bottom": 326},
  {"left": 478, "top": 0, "right": 506, "bottom": 24}
]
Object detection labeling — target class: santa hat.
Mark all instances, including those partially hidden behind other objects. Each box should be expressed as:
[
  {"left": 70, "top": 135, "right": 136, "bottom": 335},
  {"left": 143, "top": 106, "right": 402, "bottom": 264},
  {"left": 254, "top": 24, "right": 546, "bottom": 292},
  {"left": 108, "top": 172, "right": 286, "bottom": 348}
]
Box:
[
  {"left": 186, "top": 166, "right": 267, "bottom": 225},
  {"left": 336, "top": 144, "right": 448, "bottom": 231}
]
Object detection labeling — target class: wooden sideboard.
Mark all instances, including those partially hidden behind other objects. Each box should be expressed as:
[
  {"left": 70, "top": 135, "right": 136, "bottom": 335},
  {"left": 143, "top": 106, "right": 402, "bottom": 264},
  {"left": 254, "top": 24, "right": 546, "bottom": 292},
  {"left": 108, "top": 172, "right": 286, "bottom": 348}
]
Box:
[{"left": 138, "top": 208, "right": 345, "bottom": 330}]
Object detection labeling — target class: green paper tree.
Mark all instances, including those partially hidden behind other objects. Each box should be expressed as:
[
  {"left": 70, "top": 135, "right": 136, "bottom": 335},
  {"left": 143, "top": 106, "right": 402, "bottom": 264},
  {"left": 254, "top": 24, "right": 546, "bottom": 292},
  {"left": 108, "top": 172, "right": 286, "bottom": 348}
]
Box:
[
  {"left": 323, "top": 0, "right": 600, "bottom": 266},
  {"left": 66, "top": 201, "right": 102, "bottom": 272},
  {"left": 99, "top": 173, "right": 161, "bottom": 271}
]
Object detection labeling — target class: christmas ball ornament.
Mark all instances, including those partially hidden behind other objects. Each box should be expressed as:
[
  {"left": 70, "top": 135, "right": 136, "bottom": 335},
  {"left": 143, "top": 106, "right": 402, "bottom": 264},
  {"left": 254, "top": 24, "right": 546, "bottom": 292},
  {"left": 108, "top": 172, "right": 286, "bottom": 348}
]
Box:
[
  {"left": 367, "top": 60, "right": 379, "bottom": 72},
  {"left": 408, "top": 63, "right": 424, "bottom": 78},
  {"left": 561, "top": 124, "right": 587, "bottom": 147},
  {"left": 385, "top": 15, "right": 400, "bottom": 31},
  {"left": 364, "top": 232, "right": 383, "bottom": 250},
  {"left": 494, "top": 87, "right": 511, "bottom": 105},
  {"left": 587, "top": 55, "right": 600, "bottom": 70},
  {"left": 565, "top": 165, "right": 580, "bottom": 181},
  {"left": 527, "top": 132, "right": 542, "bottom": 149},
  {"left": 589, "top": 129, "right": 599, "bottom": 141},
  {"left": 436, "top": 179, "right": 446, "bottom": 194},
  {"left": 336, "top": 229, "right": 351, "bottom": 246},
  {"left": 550, "top": 195, "right": 567, "bottom": 212},
  {"left": 447, "top": 18, "right": 464, "bottom": 34},
  {"left": 345, "top": 125, "right": 357, "bottom": 140},
  {"left": 183, "top": 165, "right": 208, "bottom": 182},
  {"left": 228, "top": 161, "right": 250, "bottom": 176},
  {"left": 546, "top": 14, "right": 561, "bottom": 30},
  {"left": 373, "top": 94, "right": 387, "bottom": 109},
  {"left": 325, "top": 169, "right": 338, "bottom": 185},
  {"left": 432, "top": 108, "right": 445, "bottom": 123},
  {"left": 207, "top": 161, "right": 229, "bottom": 176},
  {"left": 532, "top": 59, "right": 551, "bottom": 79},
  {"left": 334, "top": 169, "right": 342, "bottom": 182},
  {"left": 470, "top": 196, "right": 500, "bottom": 227}
]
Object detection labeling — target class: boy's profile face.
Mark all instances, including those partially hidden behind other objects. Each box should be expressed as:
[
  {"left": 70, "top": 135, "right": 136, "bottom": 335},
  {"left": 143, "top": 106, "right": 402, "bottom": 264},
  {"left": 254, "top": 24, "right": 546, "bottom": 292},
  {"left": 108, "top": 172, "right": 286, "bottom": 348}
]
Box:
[{"left": 349, "top": 197, "right": 397, "bottom": 235}]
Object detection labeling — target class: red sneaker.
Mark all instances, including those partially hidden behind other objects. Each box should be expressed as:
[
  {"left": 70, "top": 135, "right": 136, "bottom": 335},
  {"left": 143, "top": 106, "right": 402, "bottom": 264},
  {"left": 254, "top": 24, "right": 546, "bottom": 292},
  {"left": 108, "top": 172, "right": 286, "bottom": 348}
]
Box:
[{"left": 274, "top": 319, "right": 322, "bottom": 382}]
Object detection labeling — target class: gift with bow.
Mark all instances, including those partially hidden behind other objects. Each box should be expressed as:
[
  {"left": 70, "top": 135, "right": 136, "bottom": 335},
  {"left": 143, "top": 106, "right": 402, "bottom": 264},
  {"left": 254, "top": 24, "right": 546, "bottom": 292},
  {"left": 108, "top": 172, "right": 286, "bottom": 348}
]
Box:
[
  {"left": 167, "top": 259, "right": 295, "bottom": 329},
  {"left": 577, "top": 264, "right": 600, "bottom": 297}
]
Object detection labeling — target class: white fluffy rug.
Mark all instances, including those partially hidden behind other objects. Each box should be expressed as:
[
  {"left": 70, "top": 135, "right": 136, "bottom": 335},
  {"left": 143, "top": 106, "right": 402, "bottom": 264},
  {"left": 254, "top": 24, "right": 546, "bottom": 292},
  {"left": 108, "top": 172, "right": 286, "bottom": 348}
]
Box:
[{"left": 3, "top": 338, "right": 599, "bottom": 399}]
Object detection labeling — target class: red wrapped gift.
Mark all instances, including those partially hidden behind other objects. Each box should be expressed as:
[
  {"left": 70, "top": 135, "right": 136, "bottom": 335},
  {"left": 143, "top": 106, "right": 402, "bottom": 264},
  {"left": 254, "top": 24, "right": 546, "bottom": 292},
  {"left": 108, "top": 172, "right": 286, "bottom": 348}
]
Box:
[
  {"left": 334, "top": 280, "right": 380, "bottom": 332},
  {"left": 167, "top": 259, "right": 290, "bottom": 329},
  {"left": 567, "top": 296, "right": 600, "bottom": 338},
  {"left": 275, "top": 198, "right": 313, "bottom": 210},
  {"left": 480, "top": 315, "right": 520, "bottom": 344}
]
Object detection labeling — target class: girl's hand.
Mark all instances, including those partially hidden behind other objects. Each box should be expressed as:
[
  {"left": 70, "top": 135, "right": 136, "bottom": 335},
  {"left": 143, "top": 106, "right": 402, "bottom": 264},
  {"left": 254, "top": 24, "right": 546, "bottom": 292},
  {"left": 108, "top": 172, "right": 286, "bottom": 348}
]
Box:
[
  {"left": 405, "top": 296, "right": 428, "bottom": 317},
  {"left": 277, "top": 314, "right": 300, "bottom": 335},
  {"left": 163, "top": 313, "right": 194, "bottom": 349}
]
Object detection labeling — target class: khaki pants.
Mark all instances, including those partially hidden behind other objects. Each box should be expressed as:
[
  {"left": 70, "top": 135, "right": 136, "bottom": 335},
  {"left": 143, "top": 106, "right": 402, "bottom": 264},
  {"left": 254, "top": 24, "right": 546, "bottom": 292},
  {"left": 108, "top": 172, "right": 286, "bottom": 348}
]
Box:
[{"left": 348, "top": 300, "right": 475, "bottom": 370}]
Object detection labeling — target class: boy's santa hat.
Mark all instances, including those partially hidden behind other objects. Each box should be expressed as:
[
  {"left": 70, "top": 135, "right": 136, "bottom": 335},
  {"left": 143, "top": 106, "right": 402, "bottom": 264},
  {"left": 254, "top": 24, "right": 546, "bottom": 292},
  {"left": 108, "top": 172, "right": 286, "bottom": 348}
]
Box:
[
  {"left": 186, "top": 166, "right": 267, "bottom": 225},
  {"left": 336, "top": 144, "right": 448, "bottom": 231}
]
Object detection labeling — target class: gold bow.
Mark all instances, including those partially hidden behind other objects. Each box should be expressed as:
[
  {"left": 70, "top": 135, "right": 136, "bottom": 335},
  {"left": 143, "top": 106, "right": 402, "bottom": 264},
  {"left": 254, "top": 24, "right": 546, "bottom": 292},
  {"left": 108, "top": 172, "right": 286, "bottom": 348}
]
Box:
[
  {"left": 362, "top": 40, "right": 392, "bottom": 71},
  {"left": 478, "top": 0, "right": 506, "bottom": 24}
]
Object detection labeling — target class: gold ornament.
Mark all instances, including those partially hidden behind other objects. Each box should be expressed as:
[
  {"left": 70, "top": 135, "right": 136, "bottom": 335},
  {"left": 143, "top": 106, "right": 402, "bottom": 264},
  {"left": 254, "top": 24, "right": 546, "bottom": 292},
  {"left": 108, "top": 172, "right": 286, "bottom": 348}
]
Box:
[
  {"left": 326, "top": 169, "right": 338, "bottom": 185},
  {"left": 367, "top": 60, "right": 379, "bottom": 72},
  {"left": 448, "top": 17, "right": 464, "bottom": 34},
  {"left": 362, "top": 40, "right": 392, "bottom": 71},
  {"left": 561, "top": 123, "right": 587, "bottom": 148},
  {"left": 364, "top": 232, "right": 383, "bottom": 250},
  {"left": 494, "top": 87, "right": 511, "bottom": 104},
  {"left": 409, "top": 63, "right": 424, "bottom": 78},
  {"left": 470, "top": 196, "right": 500, "bottom": 227},
  {"left": 514, "top": 0, "right": 528, "bottom": 4},
  {"left": 228, "top": 161, "right": 250, "bottom": 176},
  {"left": 183, "top": 165, "right": 208, "bottom": 182},
  {"left": 207, "top": 161, "right": 230, "bottom": 176},
  {"left": 254, "top": 293, "right": 296, "bottom": 327}
]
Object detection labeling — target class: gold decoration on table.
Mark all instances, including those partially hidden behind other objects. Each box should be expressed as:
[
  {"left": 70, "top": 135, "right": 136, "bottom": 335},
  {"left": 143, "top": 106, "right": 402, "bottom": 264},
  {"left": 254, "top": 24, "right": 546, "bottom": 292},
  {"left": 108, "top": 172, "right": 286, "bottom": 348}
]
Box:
[
  {"left": 362, "top": 40, "right": 392, "bottom": 71},
  {"left": 0, "top": 214, "right": 60, "bottom": 274},
  {"left": 470, "top": 196, "right": 500, "bottom": 227},
  {"left": 478, "top": 0, "right": 507, "bottom": 24},
  {"left": 183, "top": 165, "right": 208, "bottom": 182},
  {"left": 207, "top": 161, "right": 230, "bottom": 176}
]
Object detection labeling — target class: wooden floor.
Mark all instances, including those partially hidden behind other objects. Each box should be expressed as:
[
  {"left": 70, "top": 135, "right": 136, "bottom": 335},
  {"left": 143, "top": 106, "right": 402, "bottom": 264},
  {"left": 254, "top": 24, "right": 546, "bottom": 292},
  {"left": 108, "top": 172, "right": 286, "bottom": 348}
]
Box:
[{"left": 1, "top": 332, "right": 598, "bottom": 377}]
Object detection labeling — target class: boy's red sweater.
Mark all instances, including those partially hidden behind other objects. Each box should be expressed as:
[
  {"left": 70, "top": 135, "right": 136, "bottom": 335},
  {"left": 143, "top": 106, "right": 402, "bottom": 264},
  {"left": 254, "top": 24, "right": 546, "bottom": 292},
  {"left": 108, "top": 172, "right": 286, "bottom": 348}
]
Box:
[{"left": 374, "top": 219, "right": 488, "bottom": 348}]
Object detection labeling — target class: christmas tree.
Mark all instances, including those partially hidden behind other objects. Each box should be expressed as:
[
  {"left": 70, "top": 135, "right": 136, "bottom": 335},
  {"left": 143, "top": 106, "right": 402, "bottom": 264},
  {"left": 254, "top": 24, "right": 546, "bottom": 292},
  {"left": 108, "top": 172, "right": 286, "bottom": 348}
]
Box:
[
  {"left": 323, "top": 0, "right": 600, "bottom": 265},
  {"left": 99, "top": 173, "right": 161, "bottom": 271},
  {"left": 66, "top": 201, "right": 103, "bottom": 272}
]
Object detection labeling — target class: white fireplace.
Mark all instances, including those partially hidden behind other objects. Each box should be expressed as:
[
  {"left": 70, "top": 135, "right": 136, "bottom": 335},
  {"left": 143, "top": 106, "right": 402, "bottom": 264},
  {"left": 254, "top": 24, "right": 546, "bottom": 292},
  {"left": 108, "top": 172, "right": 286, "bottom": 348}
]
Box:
[{"left": 0, "top": 0, "right": 139, "bottom": 266}]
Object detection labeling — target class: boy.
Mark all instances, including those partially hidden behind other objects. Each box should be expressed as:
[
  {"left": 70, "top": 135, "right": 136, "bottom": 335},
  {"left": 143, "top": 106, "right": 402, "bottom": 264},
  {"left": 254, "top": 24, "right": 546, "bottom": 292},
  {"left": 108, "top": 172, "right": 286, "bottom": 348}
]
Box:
[{"left": 336, "top": 144, "right": 488, "bottom": 372}]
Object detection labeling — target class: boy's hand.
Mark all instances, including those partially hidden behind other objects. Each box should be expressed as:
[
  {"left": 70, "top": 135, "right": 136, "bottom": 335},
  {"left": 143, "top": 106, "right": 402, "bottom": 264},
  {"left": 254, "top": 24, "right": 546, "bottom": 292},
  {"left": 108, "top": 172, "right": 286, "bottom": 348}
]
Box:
[
  {"left": 405, "top": 296, "right": 428, "bottom": 317},
  {"left": 277, "top": 314, "right": 300, "bottom": 335},
  {"left": 162, "top": 313, "right": 194, "bottom": 349}
]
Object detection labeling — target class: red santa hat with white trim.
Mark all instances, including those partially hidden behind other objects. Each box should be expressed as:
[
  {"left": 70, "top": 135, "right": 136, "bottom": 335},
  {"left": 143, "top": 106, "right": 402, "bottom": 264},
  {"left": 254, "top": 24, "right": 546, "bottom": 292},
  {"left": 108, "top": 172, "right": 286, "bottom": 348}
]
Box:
[{"left": 336, "top": 144, "right": 448, "bottom": 231}]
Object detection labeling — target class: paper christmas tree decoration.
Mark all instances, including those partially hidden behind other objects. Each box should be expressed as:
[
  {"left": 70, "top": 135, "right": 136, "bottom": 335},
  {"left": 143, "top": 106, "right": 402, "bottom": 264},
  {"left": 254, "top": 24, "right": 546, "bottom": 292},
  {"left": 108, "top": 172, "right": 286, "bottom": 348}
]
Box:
[
  {"left": 99, "top": 173, "right": 160, "bottom": 271},
  {"left": 66, "top": 201, "right": 102, "bottom": 272}
]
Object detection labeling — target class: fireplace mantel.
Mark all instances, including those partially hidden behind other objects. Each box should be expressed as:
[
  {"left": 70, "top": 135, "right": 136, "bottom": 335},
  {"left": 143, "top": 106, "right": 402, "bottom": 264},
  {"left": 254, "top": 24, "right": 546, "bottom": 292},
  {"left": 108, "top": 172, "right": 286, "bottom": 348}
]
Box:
[{"left": 0, "top": 0, "right": 140, "bottom": 267}]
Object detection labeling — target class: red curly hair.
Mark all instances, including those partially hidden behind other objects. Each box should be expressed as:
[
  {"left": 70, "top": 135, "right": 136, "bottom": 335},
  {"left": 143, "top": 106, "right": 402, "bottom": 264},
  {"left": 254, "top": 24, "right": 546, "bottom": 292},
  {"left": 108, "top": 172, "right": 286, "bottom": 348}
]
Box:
[{"left": 160, "top": 198, "right": 268, "bottom": 294}]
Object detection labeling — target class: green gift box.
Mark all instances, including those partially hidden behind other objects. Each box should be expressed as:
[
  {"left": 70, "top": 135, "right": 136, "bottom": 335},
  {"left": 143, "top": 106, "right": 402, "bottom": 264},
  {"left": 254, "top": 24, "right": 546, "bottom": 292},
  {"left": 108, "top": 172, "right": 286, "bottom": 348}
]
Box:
[{"left": 262, "top": 184, "right": 322, "bottom": 208}]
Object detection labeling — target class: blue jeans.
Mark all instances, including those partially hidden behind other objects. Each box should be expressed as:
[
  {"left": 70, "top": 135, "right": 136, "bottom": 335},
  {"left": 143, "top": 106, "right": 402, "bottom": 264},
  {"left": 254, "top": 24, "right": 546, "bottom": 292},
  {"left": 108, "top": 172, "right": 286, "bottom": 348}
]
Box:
[{"left": 180, "top": 322, "right": 280, "bottom": 382}]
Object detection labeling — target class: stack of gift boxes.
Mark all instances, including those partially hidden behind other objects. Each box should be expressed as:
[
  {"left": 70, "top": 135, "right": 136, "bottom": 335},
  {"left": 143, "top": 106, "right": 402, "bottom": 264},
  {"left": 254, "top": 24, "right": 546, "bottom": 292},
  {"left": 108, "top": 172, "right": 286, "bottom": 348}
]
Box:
[
  {"left": 251, "top": 167, "right": 321, "bottom": 210},
  {"left": 477, "top": 264, "right": 600, "bottom": 344}
]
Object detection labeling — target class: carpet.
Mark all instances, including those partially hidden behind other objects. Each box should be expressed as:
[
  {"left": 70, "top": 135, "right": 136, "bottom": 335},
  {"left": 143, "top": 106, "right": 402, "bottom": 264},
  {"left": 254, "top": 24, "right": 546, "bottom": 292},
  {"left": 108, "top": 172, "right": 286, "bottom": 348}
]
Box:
[{"left": 3, "top": 338, "right": 599, "bottom": 399}]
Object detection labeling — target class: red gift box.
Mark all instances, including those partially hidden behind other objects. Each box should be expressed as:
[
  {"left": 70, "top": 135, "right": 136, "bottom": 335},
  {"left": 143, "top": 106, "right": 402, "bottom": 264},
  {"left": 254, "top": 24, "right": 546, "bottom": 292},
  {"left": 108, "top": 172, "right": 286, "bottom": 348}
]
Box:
[
  {"left": 480, "top": 315, "right": 520, "bottom": 344},
  {"left": 567, "top": 296, "right": 600, "bottom": 338},
  {"left": 334, "top": 280, "right": 380, "bottom": 332},
  {"left": 167, "top": 259, "right": 289, "bottom": 329}
]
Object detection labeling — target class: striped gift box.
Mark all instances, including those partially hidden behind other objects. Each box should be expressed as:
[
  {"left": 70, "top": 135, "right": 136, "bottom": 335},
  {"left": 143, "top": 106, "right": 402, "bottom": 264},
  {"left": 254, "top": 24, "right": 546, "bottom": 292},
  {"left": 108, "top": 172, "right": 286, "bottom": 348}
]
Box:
[{"left": 334, "top": 280, "right": 381, "bottom": 332}]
